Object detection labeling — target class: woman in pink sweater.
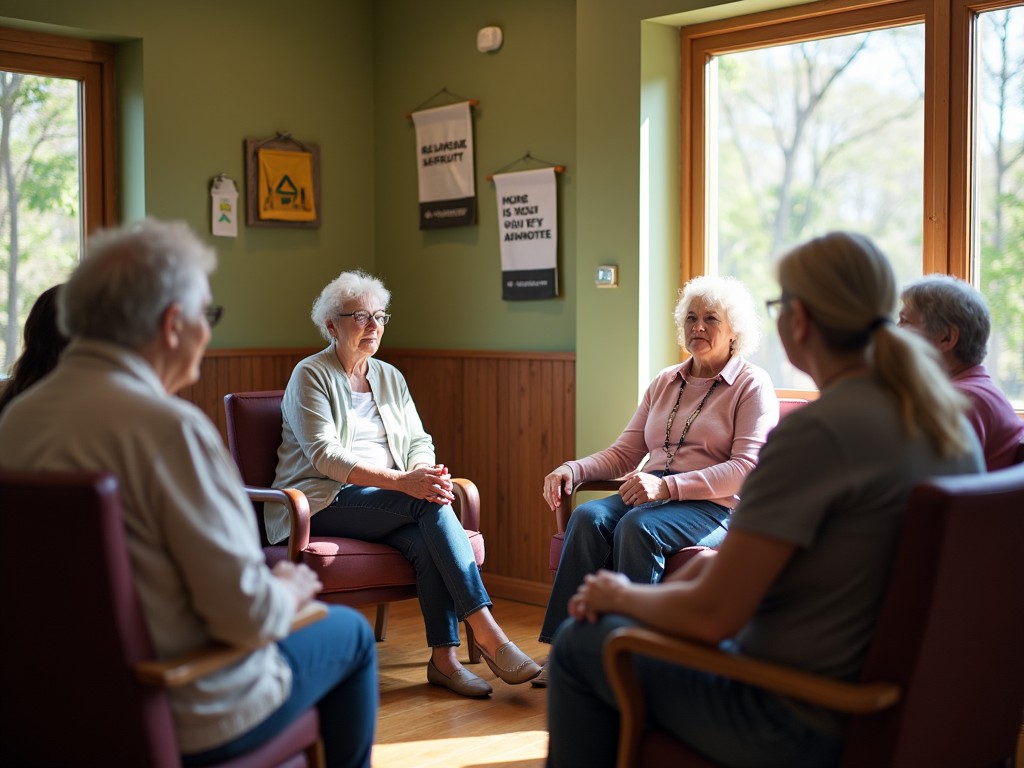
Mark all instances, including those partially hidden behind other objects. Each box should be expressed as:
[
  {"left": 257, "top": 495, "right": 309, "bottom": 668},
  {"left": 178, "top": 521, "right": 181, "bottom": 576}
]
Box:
[{"left": 534, "top": 276, "right": 778, "bottom": 680}]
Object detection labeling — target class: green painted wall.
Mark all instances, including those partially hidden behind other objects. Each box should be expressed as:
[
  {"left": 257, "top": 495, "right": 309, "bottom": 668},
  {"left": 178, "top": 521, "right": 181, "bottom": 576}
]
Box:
[
  {"left": 2, "top": 0, "right": 376, "bottom": 349},
  {"left": 572, "top": 0, "right": 805, "bottom": 456},
  {"left": 2, "top": 0, "right": 808, "bottom": 455},
  {"left": 372, "top": 0, "right": 576, "bottom": 351}
]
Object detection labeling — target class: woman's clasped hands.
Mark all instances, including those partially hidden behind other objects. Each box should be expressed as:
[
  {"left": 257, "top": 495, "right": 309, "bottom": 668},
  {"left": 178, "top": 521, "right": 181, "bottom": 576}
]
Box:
[
  {"left": 401, "top": 463, "right": 455, "bottom": 505},
  {"left": 619, "top": 470, "right": 670, "bottom": 506}
]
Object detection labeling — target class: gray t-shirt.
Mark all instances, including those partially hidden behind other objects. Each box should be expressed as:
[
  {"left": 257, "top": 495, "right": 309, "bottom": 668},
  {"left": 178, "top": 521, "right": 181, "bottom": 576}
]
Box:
[{"left": 729, "top": 374, "right": 984, "bottom": 733}]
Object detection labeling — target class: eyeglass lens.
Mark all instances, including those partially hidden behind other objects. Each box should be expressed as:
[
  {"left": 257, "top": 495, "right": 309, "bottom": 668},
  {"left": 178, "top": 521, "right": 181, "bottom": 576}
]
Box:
[
  {"left": 347, "top": 311, "right": 390, "bottom": 326},
  {"left": 205, "top": 305, "right": 224, "bottom": 327}
]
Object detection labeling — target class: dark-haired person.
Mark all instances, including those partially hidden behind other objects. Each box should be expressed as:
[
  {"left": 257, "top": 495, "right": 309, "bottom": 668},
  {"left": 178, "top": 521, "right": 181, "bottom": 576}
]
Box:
[
  {"left": 899, "top": 274, "right": 1023, "bottom": 470},
  {"left": 0, "top": 284, "right": 68, "bottom": 415},
  {"left": 545, "top": 232, "right": 983, "bottom": 768}
]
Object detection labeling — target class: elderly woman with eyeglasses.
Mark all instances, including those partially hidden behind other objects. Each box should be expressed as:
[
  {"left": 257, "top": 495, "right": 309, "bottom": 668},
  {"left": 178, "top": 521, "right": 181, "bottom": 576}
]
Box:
[
  {"left": 269, "top": 270, "right": 540, "bottom": 698},
  {"left": 533, "top": 275, "right": 779, "bottom": 685}
]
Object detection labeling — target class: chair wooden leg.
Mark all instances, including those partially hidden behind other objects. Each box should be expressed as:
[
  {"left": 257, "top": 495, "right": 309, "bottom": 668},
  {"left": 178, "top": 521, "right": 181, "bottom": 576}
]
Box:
[
  {"left": 306, "top": 737, "right": 326, "bottom": 768},
  {"left": 465, "top": 620, "right": 481, "bottom": 663},
  {"left": 374, "top": 603, "right": 389, "bottom": 642}
]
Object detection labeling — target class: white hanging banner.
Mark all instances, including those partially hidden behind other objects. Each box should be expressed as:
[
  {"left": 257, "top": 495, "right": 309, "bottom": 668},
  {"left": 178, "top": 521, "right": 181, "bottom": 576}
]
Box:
[
  {"left": 210, "top": 176, "right": 239, "bottom": 238},
  {"left": 493, "top": 167, "right": 558, "bottom": 300},
  {"left": 412, "top": 102, "right": 476, "bottom": 229}
]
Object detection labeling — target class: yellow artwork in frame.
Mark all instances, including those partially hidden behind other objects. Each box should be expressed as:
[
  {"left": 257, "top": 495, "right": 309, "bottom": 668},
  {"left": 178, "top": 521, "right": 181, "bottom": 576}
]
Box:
[
  {"left": 258, "top": 149, "right": 316, "bottom": 221},
  {"left": 245, "top": 134, "right": 321, "bottom": 229}
]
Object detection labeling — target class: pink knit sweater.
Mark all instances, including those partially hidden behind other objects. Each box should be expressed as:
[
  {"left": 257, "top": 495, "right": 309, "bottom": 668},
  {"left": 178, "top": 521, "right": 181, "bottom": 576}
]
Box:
[{"left": 566, "top": 356, "right": 779, "bottom": 509}]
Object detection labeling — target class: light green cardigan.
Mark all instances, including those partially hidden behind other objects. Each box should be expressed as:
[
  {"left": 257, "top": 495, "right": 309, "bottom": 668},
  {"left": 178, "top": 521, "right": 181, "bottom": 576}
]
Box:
[{"left": 265, "top": 347, "right": 435, "bottom": 544}]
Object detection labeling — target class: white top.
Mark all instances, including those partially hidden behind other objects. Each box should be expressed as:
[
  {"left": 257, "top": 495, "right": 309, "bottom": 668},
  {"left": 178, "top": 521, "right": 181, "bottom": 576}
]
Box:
[
  {"left": 268, "top": 348, "right": 436, "bottom": 544},
  {"left": 0, "top": 339, "right": 294, "bottom": 753},
  {"left": 349, "top": 391, "right": 396, "bottom": 470}
]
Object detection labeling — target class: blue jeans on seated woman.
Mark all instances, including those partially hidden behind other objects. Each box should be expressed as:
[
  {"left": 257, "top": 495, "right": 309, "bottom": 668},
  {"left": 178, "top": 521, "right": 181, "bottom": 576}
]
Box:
[
  {"left": 539, "top": 478, "right": 729, "bottom": 643},
  {"left": 183, "top": 606, "right": 378, "bottom": 768},
  {"left": 546, "top": 614, "right": 842, "bottom": 768},
  {"left": 309, "top": 484, "right": 491, "bottom": 647}
]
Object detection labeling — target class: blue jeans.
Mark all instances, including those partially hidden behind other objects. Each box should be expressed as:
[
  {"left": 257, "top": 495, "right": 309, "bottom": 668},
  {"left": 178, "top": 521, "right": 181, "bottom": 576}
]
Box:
[
  {"left": 546, "top": 615, "right": 843, "bottom": 768},
  {"left": 183, "top": 606, "right": 378, "bottom": 768},
  {"left": 540, "top": 487, "right": 729, "bottom": 642},
  {"left": 310, "top": 485, "right": 491, "bottom": 647}
]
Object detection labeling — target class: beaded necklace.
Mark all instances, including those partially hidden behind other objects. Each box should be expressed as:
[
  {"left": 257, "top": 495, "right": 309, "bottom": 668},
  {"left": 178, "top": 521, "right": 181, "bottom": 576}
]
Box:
[{"left": 662, "top": 377, "right": 719, "bottom": 474}]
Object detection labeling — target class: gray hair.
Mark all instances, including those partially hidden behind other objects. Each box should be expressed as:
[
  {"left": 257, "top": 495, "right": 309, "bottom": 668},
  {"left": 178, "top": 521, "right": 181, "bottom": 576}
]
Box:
[
  {"left": 311, "top": 270, "right": 391, "bottom": 341},
  {"left": 674, "top": 275, "right": 761, "bottom": 357},
  {"left": 901, "top": 274, "right": 990, "bottom": 367},
  {"left": 58, "top": 219, "right": 215, "bottom": 346}
]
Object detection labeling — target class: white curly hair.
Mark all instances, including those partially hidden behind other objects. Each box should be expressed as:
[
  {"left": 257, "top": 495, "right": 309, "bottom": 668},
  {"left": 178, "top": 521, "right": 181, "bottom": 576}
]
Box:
[
  {"left": 311, "top": 270, "right": 391, "bottom": 342},
  {"left": 673, "top": 274, "right": 761, "bottom": 357}
]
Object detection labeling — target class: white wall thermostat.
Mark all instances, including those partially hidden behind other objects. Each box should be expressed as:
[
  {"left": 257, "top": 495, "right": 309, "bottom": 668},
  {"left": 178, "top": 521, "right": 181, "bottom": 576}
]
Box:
[
  {"left": 596, "top": 265, "right": 618, "bottom": 288},
  {"left": 477, "top": 26, "right": 503, "bottom": 53}
]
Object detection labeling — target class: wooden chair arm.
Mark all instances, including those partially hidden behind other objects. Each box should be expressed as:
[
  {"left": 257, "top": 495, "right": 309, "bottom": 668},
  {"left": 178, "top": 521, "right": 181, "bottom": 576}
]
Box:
[
  {"left": 245, "top": 486, "right": 310, "bottom": 563},
  {"left": 135, "top": 602, "right": 328, "bottom": 689},
  {"left": 603, "top": 626, "right": 901, "bottom": 768},
  {"left": 452, "top": 478, "right": 480, "bottom": 531},
  {"left": 556, "top": 479, "right": 625, "bottom": 534}
]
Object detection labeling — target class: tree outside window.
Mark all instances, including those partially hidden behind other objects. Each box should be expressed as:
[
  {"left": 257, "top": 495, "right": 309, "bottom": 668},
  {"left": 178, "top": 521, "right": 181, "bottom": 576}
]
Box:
[
  {"left": 0, "top": 71, "right": 80, "bottom": 373},
  {"left": 975, "top": 7, "right": 1024, "bottom": 407},
  {"left": 711, "top": 27, "right": 925, "bottom": 389}
]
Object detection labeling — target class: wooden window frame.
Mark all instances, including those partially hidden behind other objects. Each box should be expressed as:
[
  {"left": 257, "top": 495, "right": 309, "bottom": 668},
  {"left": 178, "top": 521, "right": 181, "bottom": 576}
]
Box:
[
  {"left": 948, "top": 0, "right": 1022, "bottom": 277},
  {"left": 681, "top": 0, "right": 1024, "bottom": 409},
  {"left": 680, "top": 0, "right": 950, "bottom": 285},
  {"left": 0, "top": 26, "right": 117, "bottom": 237}
]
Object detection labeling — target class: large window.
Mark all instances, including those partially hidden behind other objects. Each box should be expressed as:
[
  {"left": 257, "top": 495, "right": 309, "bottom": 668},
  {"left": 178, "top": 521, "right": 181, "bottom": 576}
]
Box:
[
  {"left": 971, "top": 5, "right": 1023, "bottom": 405},
  {"left": 682, "top": 0, "right": 1024, "bottom": 406},
  {"left": 0, "top": 27, "right": 115, "bottom": 372}
]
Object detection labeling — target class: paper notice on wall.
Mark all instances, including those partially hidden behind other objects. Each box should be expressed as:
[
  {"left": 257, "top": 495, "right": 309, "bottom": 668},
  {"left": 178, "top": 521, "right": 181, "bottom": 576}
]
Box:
[
  {"left": 412, "top": 102, "right": 476, "bottom": 229},
  {"left": 211, "top": 176, "right": 239, "bottom": 237},
  {"left": 493, "top": 168, "right": 557, "bottom": 300}
]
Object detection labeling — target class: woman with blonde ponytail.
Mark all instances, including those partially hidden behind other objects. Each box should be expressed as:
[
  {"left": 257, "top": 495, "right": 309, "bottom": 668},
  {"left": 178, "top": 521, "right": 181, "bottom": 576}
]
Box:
[
  {"left": 546, "top": 232, "right": 984, "bottom": 768},
  {"left": 775, "top": 232, "right": 973, "bottom": 457}
]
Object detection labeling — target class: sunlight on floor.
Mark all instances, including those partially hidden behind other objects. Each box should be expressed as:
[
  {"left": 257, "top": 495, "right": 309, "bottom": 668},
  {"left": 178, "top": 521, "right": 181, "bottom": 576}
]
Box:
[{"left": 371, "top": 729, "right": 548, "bottom": 768}]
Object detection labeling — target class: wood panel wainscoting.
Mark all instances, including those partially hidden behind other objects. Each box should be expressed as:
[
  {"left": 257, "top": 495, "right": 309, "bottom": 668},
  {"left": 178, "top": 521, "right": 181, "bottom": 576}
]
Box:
[{"left": 178, "top": 347, "right": 575, "bottom": 606}]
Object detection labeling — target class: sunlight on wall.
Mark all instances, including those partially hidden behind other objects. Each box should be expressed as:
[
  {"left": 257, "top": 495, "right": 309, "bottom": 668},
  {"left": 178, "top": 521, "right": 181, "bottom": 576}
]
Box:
[{"left": 639, "top": 117, "right": 651, "bottom": 400}]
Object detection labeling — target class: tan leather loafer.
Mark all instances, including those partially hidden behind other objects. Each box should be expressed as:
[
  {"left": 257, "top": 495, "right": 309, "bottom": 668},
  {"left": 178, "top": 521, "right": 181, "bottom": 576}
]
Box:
[
  {"left": 427, "top": 659, "right": 493, "bottom": 698},
  {"left": 530, "top": 660, "right": 548, "bottom": 688},
  {"left": 480, "top": 641, "right": 542, "bottom": 685}
]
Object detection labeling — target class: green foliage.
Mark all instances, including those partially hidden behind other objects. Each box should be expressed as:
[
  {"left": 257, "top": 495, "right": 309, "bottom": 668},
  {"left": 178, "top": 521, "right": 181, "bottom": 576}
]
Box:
[
  {"left": 0, "top": 73, "right": 80, "bottom": 370},
  {"left": 980, "top": 187, "right": 1024, "bottom": 404},
  {"left": 713, "top": 28, "right": 926, "bottom": 387}
]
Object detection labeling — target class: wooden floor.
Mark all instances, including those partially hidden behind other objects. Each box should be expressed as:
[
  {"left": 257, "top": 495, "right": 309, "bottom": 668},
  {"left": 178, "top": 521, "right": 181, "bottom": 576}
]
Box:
[{"left": 356, "top": 598, "right": 550, "bottom": 768}]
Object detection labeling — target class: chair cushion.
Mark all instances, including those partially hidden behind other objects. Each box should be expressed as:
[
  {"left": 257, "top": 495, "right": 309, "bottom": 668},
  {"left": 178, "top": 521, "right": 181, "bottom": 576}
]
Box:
[
  {"left": 303, "top": 531, "right": 485, "bottom": 594},
  {"left": 550, "top": 533, "right": 708, "bottom": 577}
]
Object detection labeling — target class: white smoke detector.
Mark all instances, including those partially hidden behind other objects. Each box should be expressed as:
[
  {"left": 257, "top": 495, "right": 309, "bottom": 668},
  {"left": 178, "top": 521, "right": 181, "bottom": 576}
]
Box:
[{"left": 477, "top": 27, "right": 503, "bottom": 53}]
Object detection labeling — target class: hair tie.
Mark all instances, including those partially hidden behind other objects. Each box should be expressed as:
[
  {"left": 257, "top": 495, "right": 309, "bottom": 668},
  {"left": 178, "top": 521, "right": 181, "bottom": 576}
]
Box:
[{"left": 867, "top": 316, "right": 891, "bottom": 333}]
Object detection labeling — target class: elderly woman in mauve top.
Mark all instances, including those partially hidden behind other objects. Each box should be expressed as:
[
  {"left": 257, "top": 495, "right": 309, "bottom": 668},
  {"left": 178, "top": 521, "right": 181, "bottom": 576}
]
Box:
[
  {"left": 269, "top": 270, "right": 540, "bottom": 699},
  {"left": 534, "top": 275, "right": 779, "bottom": 682}
]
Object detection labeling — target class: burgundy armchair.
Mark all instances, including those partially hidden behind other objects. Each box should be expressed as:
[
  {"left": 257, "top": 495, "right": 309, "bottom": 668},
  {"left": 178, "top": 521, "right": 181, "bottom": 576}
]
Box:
[
  {"left": 224, "top": 390, "right": 484, "bottom": 654},
  {"left": 549, "top": 398, "right": 810, "bottom": 578},
  {"left": 602, "top": 460, "right": 1024, "bottom": 768},
  {"left": 0, "top": 469, "right": 326, "bottom": 768}
]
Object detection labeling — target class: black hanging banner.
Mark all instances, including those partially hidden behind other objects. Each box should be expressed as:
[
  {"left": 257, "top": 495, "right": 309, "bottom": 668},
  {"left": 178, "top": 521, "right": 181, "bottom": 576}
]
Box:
[
  {"left": 493, "top": 168, "right": 558, "bottom": 300},
  {"left": 412, "top": 102, "right": 476, "bottom": 229}
]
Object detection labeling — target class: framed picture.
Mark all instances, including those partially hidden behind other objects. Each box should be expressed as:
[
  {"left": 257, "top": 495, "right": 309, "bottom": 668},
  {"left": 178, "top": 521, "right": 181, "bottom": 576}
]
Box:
[{"left": 245, "top": 135, "right": 321, "bottom": 229}]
